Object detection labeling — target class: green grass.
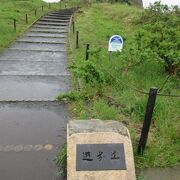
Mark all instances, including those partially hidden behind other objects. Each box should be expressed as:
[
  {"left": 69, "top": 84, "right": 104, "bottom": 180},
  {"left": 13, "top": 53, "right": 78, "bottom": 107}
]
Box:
[
  {"left": 64, "top": 2, "right": 180, "bottom": 168},
  {"left": 0, "top": 0, "right": 67, "bottom": 52}
]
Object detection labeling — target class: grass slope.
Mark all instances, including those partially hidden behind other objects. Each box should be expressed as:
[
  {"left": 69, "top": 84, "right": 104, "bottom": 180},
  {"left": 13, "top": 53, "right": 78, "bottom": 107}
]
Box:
[
  {"left": 0, "top": 0, "right": 63, "bottom": 52},
  {"left": 64, "top": 2, "right": 180, "bottom": 168}
]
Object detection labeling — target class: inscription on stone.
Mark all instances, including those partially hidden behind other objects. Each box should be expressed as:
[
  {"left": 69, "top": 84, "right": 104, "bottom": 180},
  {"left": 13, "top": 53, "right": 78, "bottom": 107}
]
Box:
[{"left": 76, "top": 143, "right": 127, "bottom": 171}]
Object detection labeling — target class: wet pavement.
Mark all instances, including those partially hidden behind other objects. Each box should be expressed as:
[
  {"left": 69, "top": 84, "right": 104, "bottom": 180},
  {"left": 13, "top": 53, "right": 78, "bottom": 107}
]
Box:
[
  {"left": 138, "top": 166, "right": 180, "bottom": 180},
  {"left": 0, "top": 61, "right": 68, "bottom": 75},
  {"left": 0, "top": 8, "right": 74, "bottom": 180}
]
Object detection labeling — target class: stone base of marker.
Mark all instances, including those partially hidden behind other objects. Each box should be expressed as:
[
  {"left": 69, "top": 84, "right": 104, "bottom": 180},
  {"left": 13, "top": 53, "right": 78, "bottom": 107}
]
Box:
[{"left": 67, "top": 120, "right": 136, "bottom": 180}]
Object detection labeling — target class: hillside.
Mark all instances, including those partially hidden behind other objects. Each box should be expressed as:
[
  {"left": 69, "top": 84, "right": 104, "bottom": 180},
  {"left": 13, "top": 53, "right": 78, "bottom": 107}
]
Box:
[{"left": 61, "top": 2, "right": 180, "bottom": 168}]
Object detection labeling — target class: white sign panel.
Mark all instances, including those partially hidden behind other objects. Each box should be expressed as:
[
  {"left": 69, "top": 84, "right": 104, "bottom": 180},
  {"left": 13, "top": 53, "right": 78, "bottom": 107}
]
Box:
[{"left": 108, "top": 35, "right": 123, "bottom": 52}]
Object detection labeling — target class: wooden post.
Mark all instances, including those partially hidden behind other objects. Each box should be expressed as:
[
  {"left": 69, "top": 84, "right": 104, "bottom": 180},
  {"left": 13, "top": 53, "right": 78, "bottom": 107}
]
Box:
[
  {"left": 109, "top": 51, "right": 112, "bottom": 60},
  {"left": 85, "top": 44, "right": 90, "bottom": 60},
  {"left": 137, "top": 87, "right": 158, "bottom": 155},
  {"left": 49, "top": 3, "right": 51, "bottom": 9},
  {"left": 42, "top": 5, "right": 44, "bottom": 12},
  {"left": 14, "top": 19, "right": 16, "bottom": 32},
  {"left": 72, "top": 20, "right": 75, "bottom": 34},
  {"left": 76, "top": 31, "right": 79, "bottom": 49},
  {"left": 26, "top": 14, "right": 28, "bottom": 24},
  {"left": 35, "top": 9, "right": 37, "bottom": 16}
]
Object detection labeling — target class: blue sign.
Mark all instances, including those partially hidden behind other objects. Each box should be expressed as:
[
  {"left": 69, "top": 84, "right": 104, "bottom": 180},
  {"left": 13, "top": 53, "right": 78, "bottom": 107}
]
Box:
[{"left": 108, "top": 35, "right": 123, "bottom": 52}]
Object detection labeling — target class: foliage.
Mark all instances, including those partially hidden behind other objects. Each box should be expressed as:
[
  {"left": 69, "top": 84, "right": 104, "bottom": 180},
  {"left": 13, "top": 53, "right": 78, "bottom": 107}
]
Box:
[
  {"left": 136, "top": 2, "right": 180, "bottom": 74},
  {"left": 57, "top": 91, "right": 90, "bottom": 102},
  {"left": 69, "top": 61, "right": 105, "bottom": 84},
  {"left": 54, "top": 144, "right": 67, "bottom": 178}
]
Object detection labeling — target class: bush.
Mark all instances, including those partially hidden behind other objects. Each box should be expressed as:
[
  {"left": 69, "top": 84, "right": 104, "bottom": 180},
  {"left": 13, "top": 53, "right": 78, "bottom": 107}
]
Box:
[{"left": 136, "top": 2, "right": 180, "bottom": 74}]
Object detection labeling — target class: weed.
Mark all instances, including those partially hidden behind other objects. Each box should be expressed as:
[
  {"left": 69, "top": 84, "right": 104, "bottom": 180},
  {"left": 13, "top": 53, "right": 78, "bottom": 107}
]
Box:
[{"left": 54, "top": 144, "right": 67, "bottom": 178}]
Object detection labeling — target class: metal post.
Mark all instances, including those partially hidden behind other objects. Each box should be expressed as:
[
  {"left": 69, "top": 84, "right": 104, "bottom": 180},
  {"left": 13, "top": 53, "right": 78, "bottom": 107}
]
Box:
[
  {"left": 85, "top": 44, "right": 90, "bottom": 60},
  {"left": 137, "top": 87, "right": 158, "bottom": 155},
  {"left": 26, "top": 14, "right": 28, "bottom": 24},
  {"left": 35, "top": 9, "right": 37, "bottom": 16},
  {"left": 76, "top": 31, "right": 79, "bottom": 49}
]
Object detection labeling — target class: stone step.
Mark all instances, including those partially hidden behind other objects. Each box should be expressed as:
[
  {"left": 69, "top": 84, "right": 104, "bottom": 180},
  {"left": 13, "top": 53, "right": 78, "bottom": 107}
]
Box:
[
  {"left": 0, "top": 60, "right": 69, "bottom": 75},
  {"left": 16, "top": 39, "right": 66, "bottom": 44},
  {"left": 39, "top": 18, "right": 69, "bottom": 23},
  {"left": 9, "top": 42, "right": 66, "bottom": 52},
  {"left": 0, "top": 75, "right": 70, "bottom": 101},
  {"left": 36, "top": 21, "right": 69, "bottom": 26},
  {"left": 16, "top": 40, "right": 66, "bottom": 44},
  {"left": 24, "top": 32, "right": 66, "bottom": 38},
  {"left": 44, "top": 15, "right": 71, "bottom": 19},
  {"left": 32, "top": 25, "right": 68, "bottom": 30},
  {"left": 48, "top": 12, "right": 72, "bottom": 16},
  {"left": 29, "top": 28, "right": 68, "bottom": 34},
  {"left": 0, "top": 50, "right": 66, "bottom": 61}
]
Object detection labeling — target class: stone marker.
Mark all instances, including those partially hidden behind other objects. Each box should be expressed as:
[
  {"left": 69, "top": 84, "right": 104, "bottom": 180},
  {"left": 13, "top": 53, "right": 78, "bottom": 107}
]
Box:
[{"left": 67, "top": 120, "right": 136, "bottom": 180}]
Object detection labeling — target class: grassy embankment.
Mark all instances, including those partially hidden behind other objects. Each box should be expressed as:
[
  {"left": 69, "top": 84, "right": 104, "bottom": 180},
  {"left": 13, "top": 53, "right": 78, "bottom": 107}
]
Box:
[
  {"left": 59, "top": 2, "right": 180, "bottom": 168},
  {"left": 0, "top": 0, "right": 67, "bottom": 52}
]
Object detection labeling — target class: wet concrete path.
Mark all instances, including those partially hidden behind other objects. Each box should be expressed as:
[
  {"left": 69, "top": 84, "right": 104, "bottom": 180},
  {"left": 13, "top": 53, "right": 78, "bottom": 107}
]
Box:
[{"left": 0, "top": 9, "right": 74, "bottom": 180}]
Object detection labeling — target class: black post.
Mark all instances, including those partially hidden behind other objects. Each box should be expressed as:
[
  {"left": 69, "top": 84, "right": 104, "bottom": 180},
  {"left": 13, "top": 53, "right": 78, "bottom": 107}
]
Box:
[
  {"left": 14, "top": 19, "right": 16, "bottom": 32},
  {"left": 72, "top": 20, "right": 75, "bottom": 34},
  {"left": 85, "top": 44, "right": 90, "bottom": 60},
  {"left": 26, "top": 14, "right": 28, "bottom": 24},
  {"left": 76, "top": 31, "right": 79, "bottom": 49},
  {"left": 137, "top": 87, "right": 158, "bottom": 155},
  {"left": 42, "top": 5, "right": 44, "bottom": 12},
  {"left": 35, "top": 9, "right": 37, "bottom": 16}
]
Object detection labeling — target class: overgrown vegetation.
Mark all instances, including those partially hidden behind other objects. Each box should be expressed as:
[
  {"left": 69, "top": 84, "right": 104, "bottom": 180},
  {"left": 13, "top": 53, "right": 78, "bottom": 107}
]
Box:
[
  {"left": 58, "top": 1, "right": 180, "bottom": 169},
  {"left": 54, "top": 144, "right": 67, "bottom": 179},
  {"left": 136, "top": 2, "right": 180, "bottom": 74}
]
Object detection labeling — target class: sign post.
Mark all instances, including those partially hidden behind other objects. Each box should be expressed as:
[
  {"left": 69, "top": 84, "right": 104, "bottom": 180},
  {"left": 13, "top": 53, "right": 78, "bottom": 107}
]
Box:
[{"left": 108, "top": 35, "right": 123, "bottom": 60}]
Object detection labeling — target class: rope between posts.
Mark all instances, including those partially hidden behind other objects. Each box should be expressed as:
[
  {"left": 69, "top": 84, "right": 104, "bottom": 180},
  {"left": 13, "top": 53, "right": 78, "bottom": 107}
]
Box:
[
  {"left": 156, "top": 93, "right": 180, "bottom": 98},
  {"left": 100, "top": 64, "right": 180, "bottom": 98},
  {"left": 100, "top": 65, "right": 149, "bottom": 95}
]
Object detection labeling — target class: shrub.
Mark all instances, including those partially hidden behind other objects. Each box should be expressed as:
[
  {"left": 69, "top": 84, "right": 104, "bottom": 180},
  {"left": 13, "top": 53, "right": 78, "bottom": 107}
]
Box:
[{"left": 136, "top": 2, "right": 180, "bottom": 74}]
